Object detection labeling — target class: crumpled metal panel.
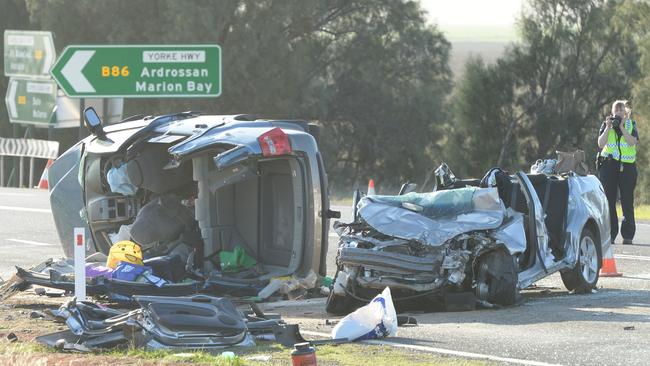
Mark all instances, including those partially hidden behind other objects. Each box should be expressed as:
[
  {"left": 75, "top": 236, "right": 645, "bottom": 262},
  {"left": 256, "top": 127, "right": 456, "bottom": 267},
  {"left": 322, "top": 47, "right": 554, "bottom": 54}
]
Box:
[
  {"left": 357, "top": 187, "right": 505, "bottom": 246},
  {"left": 492, "top": 210, "right": 527, "bottom": 254}
]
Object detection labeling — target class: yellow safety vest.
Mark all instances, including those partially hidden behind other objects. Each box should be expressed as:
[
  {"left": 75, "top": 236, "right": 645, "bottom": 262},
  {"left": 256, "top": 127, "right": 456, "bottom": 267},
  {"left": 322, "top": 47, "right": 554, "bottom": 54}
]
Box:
[{"left": 600, "top": 119, "right": 637, "bottom": 163}]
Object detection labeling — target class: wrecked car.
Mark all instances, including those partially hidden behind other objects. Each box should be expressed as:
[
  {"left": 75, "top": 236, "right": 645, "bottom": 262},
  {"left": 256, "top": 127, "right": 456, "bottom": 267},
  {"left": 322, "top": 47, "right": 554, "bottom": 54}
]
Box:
[
  {"left": 326, "top": 164, "right": 610, "bottom": 313},
  {"left": 30, "top": 108, "right": 336, "bottom": 298}
]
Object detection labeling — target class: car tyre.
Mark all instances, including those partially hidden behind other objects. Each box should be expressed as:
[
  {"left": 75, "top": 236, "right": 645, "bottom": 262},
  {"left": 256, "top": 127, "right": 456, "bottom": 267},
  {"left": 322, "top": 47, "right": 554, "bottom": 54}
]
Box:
[
  {"left": 474, "top": 249, "right": 518, "bottom": 306},
  {"left": 561, "top": 227, "right": 601, "bottom": 294}
]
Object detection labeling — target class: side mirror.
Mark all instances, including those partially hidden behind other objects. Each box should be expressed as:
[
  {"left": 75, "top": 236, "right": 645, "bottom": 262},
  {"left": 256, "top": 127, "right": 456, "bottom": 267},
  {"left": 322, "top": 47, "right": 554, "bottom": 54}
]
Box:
[{"left": 83, "top": 107, "right": 107, "bottom": 139}]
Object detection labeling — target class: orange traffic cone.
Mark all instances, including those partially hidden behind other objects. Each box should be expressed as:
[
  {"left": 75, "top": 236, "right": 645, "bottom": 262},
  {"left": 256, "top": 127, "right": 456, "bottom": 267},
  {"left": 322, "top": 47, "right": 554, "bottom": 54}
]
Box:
[
  {"left": 600, "top": 245, "right": 622, "bottom": 277},
  {"left": 367, "top": 179, "right": 376, "bottom": 195},
  {"left": 37, "top": 159, "right": 53, "bottom": 189}
]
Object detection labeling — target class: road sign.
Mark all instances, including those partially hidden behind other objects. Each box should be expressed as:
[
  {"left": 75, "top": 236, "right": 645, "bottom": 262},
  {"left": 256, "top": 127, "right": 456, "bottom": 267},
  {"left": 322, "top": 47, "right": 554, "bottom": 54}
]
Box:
[
  {"left": 51, "top": 45, "right": 221, "bottom": 98},
  {"left": 4, "top": 30, "right": 56, "bottom": 78},
  {"left": 4, "top": 78, "right": 57, "bottom": 125}
]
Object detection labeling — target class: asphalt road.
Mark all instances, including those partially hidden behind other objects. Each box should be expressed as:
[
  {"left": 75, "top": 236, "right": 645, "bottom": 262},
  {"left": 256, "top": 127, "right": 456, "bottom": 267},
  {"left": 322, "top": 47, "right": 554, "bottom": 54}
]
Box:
[{"left": 2, "top": 188, "right": 650, "bottom": 365}]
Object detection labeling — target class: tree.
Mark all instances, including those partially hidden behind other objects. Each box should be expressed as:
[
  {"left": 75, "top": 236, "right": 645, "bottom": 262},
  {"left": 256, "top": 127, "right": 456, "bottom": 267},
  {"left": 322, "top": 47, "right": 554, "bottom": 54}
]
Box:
[
  {"left": 446, "top": 56, "right": 515, "bottom": 177},
  {"left": 22, "top": 0, "right": 452, "bottom": 193},
  {"left": 451, "top": 0, "right": 648, "bottom": 178}
]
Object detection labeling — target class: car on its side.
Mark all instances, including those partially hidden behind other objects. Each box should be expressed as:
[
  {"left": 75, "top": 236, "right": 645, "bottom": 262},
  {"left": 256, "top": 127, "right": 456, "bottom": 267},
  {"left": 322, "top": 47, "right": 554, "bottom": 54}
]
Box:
[{"left": 38, "top": 109, "right": 336, "bottom": 296}]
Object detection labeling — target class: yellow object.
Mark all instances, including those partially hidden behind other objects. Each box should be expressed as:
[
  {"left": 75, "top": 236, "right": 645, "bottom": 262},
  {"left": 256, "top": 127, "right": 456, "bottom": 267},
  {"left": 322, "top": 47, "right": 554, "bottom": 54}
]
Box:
[{"left": 107, "top": 241, "right": 143, "bottom": 269}]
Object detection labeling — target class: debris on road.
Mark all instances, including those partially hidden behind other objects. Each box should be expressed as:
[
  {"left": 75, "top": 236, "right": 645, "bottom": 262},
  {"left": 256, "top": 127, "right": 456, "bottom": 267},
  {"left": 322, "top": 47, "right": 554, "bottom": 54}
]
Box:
[
  {"left": 29, "top": 310, "right": 46, "bottom": 319},
  {"left": 6, "top": 332, "right": 18, "bottom": 342},
  {"left": 332, "top": 287, "right": 397, "bottom": 341}
]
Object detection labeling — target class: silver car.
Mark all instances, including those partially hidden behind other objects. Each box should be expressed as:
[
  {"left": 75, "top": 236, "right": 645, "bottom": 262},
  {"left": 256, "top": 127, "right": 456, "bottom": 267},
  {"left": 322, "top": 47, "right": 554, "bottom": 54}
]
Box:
[
  {"left": 326, "top": 164, "right": 610, "bottom": 313},
  {"left": 47, "top": 110, "right": 334, "bottom": 289}
]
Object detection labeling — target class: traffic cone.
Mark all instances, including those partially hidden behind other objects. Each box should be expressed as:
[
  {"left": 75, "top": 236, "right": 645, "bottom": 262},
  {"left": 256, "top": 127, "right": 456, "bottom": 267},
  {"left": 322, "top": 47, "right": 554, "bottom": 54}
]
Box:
[
  {"left": 600, "top": 245, "right": 623, "bottom": 277},
  {"left": 37, "top": 159, "right": 53, "bottom": 189},
  {"left": 367, "top": 179, "right": 376, "bottom": 195}
]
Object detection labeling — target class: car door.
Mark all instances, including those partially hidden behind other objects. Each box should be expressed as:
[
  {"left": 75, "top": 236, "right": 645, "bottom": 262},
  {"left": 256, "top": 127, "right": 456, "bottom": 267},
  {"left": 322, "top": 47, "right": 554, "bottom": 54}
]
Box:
[{"left": 514, "top": 171, "right": 553, "bottom": 289}]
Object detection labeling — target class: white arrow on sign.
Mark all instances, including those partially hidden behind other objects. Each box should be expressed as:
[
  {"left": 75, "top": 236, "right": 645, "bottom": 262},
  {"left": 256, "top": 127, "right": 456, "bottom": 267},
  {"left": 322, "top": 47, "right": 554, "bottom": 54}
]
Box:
[
  {"left": 42, "top": 37, "right": 55, "bottom": 74},
  {"left": 7, "top": 80, "right": 18, "bottom": 119},
  {"left": 61, "top": 50, "right": 96, "bottom": 93}
]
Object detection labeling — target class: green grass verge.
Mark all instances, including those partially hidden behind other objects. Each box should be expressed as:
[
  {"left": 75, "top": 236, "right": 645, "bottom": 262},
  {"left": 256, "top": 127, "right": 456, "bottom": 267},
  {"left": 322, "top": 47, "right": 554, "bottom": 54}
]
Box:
[
  {"left": 2, "top": 341, "right": 499, "bottom": 366},
  {"left": 616, "top": 204, "right": 650, "bottom": 221}
]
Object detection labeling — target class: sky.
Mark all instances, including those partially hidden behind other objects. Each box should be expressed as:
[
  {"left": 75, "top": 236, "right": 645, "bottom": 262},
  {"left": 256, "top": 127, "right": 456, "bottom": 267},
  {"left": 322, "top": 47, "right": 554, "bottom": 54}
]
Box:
[{"left": 421, "top": 0, "right": 524, "bottom": 27}]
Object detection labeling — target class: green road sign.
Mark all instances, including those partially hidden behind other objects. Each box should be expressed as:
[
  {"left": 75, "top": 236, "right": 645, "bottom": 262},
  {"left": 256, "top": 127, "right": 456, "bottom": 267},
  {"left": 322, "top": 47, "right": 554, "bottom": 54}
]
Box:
[
  {"left": 4, "top": 30, "right": 56, "bottom": 78},
  {"left": 51, "top": 45, "right": 221, "bottom": 98},
  {"left": 4, "top": 78, "right": 57, "bottom": 125}
]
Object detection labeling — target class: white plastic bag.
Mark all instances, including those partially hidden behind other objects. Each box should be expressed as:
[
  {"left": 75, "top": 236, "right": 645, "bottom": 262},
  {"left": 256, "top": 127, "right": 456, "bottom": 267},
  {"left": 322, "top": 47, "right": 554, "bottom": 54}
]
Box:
[{"left": 331, "top": 287, "right": 397, "bottom": 341}]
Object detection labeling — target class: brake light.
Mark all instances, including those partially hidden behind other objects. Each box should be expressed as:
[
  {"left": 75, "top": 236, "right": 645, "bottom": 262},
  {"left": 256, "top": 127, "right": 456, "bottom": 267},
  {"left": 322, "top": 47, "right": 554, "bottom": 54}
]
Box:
[{"left": 258, "top": 127, "right": 292, "bottom": 156}]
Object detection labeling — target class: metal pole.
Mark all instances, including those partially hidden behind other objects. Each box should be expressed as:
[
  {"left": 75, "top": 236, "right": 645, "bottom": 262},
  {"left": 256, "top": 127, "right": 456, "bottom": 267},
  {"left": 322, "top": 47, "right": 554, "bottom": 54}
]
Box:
[
  {"left": 29, "top": 157, "right": 35, "bottom": 188},
  {"left": 19, "top": 156, "right": 24, "bottom": 188},
  {"left": 11, "top": 124, "right": 19, "bottom": 186},
  {"left": 102, "top": 98, "right": 109, "bottom": 124},
  {"left": 78, "top": 98, "right": 85, "bottom": 140},
  {"left": 0, "top": 156, "right": 4, "bottom": 187}
]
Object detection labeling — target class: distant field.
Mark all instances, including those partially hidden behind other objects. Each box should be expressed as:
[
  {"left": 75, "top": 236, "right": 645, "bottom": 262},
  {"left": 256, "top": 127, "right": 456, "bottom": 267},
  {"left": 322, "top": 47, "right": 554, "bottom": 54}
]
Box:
[
  {"left": 440, "top": 25, "right": 518, "bottom": 43},
  {"left": 448, "top": 41, "right": 509, "bottom": 78},
  {"left": 439, "top": 25, "right": 518, "bottom": 79}
]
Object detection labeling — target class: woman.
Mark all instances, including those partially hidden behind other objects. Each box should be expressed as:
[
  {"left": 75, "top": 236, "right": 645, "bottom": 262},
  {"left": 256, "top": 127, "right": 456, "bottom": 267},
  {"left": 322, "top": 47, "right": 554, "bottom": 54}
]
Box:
[{"left": 597, "top": 100, "right": 639, "bottom": 245}]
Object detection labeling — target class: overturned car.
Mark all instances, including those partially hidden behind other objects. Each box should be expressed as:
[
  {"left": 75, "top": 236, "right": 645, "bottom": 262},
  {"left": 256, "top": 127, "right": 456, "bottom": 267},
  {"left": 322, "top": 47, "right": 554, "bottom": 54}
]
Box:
[
  {"left": 32, "top": 109, "right": 335, "bottom": 298},
  {"left": 326, "top": 164, "right": 610, "bottom": 313}
]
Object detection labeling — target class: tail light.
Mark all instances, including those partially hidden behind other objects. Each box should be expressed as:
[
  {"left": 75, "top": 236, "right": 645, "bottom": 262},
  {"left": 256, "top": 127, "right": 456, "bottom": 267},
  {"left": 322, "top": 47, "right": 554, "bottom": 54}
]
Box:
[{"left": 258, "top": 127, "right": 292, "bottom": 156}]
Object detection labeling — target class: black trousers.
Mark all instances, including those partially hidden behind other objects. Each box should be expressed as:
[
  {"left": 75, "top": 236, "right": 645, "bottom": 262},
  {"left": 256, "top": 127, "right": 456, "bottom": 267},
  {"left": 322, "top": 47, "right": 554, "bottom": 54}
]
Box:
[{"left": 598, "top": 159, "right": 637, "bottom": 241}]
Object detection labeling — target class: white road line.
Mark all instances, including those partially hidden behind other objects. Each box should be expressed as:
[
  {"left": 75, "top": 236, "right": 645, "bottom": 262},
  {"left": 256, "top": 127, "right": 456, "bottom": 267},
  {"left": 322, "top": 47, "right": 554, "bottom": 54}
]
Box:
[
  {"left": 6, "top": 239, "right": 56, "bottom": 246},
  {"left": 301, "top": 330, "right": 563, "bottom": 366},
  {"left": 615, "top": 254, "right": 650, "bottom": 262},
  {"left": 330, "top": 206, "right": 351, "bottom": 213},
  {"left": 0, "top": 205, "right": 51, "bottom": 213}
]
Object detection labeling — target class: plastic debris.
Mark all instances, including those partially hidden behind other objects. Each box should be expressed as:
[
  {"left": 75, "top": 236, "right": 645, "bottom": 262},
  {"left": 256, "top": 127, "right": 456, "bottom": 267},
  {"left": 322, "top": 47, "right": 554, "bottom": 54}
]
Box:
[
  {"left": 219, "top": 246, "right": 257, "bottom": 273},
  {"left": 331, "top": 287, "right": 397, "bottom": 341}
]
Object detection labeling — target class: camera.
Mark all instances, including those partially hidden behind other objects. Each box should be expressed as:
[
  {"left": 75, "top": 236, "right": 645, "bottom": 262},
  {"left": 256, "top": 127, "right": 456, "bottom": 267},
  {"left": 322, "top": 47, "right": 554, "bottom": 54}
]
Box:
[{"left": 609, "top": 115, "right": 622, "bottom": 128}]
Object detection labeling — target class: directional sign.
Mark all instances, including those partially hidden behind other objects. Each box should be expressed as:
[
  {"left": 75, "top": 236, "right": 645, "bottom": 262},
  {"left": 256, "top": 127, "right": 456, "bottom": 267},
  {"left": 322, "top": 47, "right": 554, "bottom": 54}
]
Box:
[
  {"left": 4, "top": 30, "right": 56, "bottom": 78},
  {"left": 4, "top": 78, "right": 57, "bottom": 125},
  {"left": 51, "top": 45, "right": 221, "bottom": 98}
]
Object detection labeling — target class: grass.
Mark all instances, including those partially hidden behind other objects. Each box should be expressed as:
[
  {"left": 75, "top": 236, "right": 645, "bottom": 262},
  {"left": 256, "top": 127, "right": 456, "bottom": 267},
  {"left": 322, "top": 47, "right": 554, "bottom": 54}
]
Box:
[
  {"left": 616, "top": 204, "right": 650, "bottom": 221},
  {"left": 0, "top": 341, "right": 500, "bottom": 366}
]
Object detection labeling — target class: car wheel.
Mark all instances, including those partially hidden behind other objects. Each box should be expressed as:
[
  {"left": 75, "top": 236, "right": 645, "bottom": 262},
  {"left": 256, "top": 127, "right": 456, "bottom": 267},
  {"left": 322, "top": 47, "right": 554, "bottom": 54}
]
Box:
[
  {"left": 474, "top": 249, "right": 518, "bottom": 306},
  {"left": 561, "top": 227, "right": 601, "bottom": 294}
]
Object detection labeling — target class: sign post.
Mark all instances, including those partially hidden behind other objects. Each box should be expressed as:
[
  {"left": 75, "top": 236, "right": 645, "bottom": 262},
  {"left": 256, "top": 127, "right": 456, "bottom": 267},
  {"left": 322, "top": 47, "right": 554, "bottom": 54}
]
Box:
[
  {"left": 73, "top": 227, "right": 86, "bottom": 301},
  {"left": 51, "top": 45, "right": 221, "bottom": 98}
]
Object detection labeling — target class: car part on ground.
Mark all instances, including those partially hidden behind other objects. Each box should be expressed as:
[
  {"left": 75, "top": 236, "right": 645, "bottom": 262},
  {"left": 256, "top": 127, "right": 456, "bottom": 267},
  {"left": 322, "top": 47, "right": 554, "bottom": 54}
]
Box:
[
  {"left": 327, "top": 163, "right": 610, "bottom": 314},
  {"left": 37, "top": 295, "right": 295, "bottom": 352}
]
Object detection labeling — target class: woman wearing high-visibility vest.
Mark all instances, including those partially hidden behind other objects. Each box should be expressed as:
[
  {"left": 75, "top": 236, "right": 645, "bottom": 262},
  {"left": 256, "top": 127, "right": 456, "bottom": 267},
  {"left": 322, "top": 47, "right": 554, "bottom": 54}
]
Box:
[{"left": 597, "top": 100, "right": 639, "bottom": 245}]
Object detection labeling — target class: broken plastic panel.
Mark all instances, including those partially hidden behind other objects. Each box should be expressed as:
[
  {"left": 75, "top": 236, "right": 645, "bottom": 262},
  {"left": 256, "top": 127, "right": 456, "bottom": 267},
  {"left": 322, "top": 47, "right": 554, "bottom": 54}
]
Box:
[{"left": 258, "top": 127, "right": 292, "bottom": 157}]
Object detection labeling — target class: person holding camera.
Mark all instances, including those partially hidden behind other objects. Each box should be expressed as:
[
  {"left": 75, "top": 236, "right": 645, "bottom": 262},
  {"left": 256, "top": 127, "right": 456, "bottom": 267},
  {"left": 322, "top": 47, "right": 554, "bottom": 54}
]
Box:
[{"left": 597, "top": 100, "right": 639, "bottom": 245}]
